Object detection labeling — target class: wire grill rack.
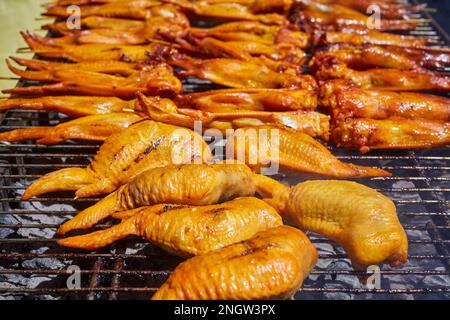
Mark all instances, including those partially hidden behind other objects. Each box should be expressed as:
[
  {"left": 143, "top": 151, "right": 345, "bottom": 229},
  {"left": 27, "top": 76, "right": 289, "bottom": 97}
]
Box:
[{"left": 0, "top": 1, "right": 449, "bottom": 300}]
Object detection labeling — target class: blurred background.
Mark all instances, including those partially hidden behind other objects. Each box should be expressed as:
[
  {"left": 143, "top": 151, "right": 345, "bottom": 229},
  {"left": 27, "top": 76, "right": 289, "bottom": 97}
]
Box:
[{"left": 0, "top": 0, "right": 448, "bottom": 91}]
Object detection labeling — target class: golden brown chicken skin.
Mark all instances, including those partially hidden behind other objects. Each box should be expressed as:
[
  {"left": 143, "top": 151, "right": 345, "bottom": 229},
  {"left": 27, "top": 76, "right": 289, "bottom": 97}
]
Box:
[
  {"left": 321, "top": 80, "right": 450, "bottom": 121},
  {"left": 43, "top": 16, "right": 146, "bottom": 34},
  {"left": 332, "top": 117, "right": 450, "bottom": 153},
  {"left": 57, "top": 163, "right": 256, "bottom": 234},
  {"left": 312, "top": 44, "right": 450, "bottom": 70},
  {"left": 253, "top": 175, "right": 408, "bottom": 270},
  {"left": 0, "top": 96, "right": 136, "bottom": 118},
  {"left": 22, "top": 120, "right": 212, "bottom": 200},
  {"left": 58, "top": 197, "right": 282, "bottom": 255},
  {"left": 152, "top": 225, "right": 317, "bottom": 300},
  {"left": 138, "top": 94, "right": 328, "bottom": 139},
  {"left": 177, "top": 88, "right": 317, "bottom": 112},
  {"left": 169, "top": 55, "right": 318, "bottom": 90},
  {"left": 4, "top": 58, "right": 181, "bottom": 98},
  {"left": 0, "top": 113, "right": 142, "bottom": 145},
  {"left": 226, "top": 126, "right": 390, "bottom": 177},
  {"left": 314, "top": 57, "right": 450, "bottom": 91}
]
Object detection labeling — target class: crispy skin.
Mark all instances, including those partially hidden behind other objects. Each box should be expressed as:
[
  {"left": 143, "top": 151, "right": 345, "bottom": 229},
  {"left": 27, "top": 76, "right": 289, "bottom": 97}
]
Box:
[
  {"left": 254, "top": 175, "right": 408, "bottom": 270},
  {"left": 323, "top": 29, "right": 428, "bottom": 49},
  {"left": 57, "top": 163, "right": 256, "bottom": 234},
  {"left": 177, "top": 88, "right": 317, "bottom": 112},
  {"left": 152, "top": 225, "right": 317, "bottom": 300},
  {"left": 169, "top": 55, "right": 318, "bottom": 90},
  {"left": 312, "top": 44, "right": 450, "bottom": 70},
  {"left": 0, "top": 113, "right": 142, "bottom": 145},
  {"left": 4, "top": 58, "right": 181, "bottom": 98},
  {"left": 137, "top": 94, "right": 328, "bottom": 138},
  {"left": 44, "top": 16, "right": 146, "bottom": 33},
  {"left": 21, "top": 31, "right": 175, "bottom": 62},
  {"left": 226, "top": 126, "right": 390, "bottom": 177},
  {"left": 314, "top": 57, "right": 450, "bottom": 91},
  {"left": 321, "top": 80, "right": 450, "bottom": 121},
  {"left": 332, "top": 117, "right": 450, "bottom": 153},
  {"left": 22, "top": 120, "right": 212, "bottom": 199},
  {"left": 44, "top": 1, "right": 162, "bottom": 19},
  {"left": 289, "top": 0, "right": 419, "bottom": 31},
  {"left": 57, "top": 197, "right": 283, "bottom": 255},
  {"left": 0, "top": 96, "right": 135, "bottom": 117}
]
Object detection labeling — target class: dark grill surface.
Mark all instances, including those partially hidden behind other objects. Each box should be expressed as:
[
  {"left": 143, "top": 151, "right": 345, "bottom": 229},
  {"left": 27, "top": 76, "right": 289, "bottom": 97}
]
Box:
[{"left": 0, "top": 1, "right": 450, "bottom": 300}]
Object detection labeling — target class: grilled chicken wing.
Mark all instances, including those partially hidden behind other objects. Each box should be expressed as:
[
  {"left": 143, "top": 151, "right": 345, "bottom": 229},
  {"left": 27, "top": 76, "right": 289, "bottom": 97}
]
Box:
[
  {"left": 169, "top": 54, "right": 318, "bottom": 90},
  {"left": 21, "top": 31, "right": 174, "bottom": 62},
  {"left": 58, "top": 162, "right": 256, "bottom": 234},
  {"left": 289, "top": 0, "right": 420, "bottom": 31},
  {"left": 253, "top": 175, "right": 408, "bottom": 270},
  {"left": 22, "top": 120, "right": 212, "bottom": 200},
  {"left": 332, "top": 117, "right": 450, "bottom": 153},
  {"left": 321, "top": 29, "right": 429, "bottom": 49},
  {"left": 4, "top": 58, "right": 181, "bottom": 98},
  {"left": 57, "top": 197, "right": 282, "bottom": 257},
  {"left": 0, "top": 113, "right": 142, "bottom": 145},
  {"left": 314, "top": 57, "right": 450, "bottom": 91},
  {"left": 152, "top": 225, "right": 317, "bottom": 300},
  {"left": 226, "top": 126, "right": 390, "bottom": 177},
  {"left": 321, "top": 80, "right": 450, "bottom": 121},
  {"left": 44, "top": 0, "right": 162, "bottom": 20},
  {"left": 312, "top": 44, "right": 450, "bottom": 70},
  {"left": 138, "top": 93, "right": 328, "bottom": 139},
  {"left": 44, "top": 16, "right": 146, "bottom": 34},
  {"left": 176, "top": 88, "right": 317, "bottom": 112},
  {"left": 0, "top": 96, "right": 136, "bottom": 118}
]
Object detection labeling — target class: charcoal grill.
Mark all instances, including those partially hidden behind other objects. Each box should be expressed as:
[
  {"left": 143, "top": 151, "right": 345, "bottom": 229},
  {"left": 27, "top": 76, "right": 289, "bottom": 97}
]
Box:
[{"left": 0, "top": 0, "right": 449, "bottom": 300}]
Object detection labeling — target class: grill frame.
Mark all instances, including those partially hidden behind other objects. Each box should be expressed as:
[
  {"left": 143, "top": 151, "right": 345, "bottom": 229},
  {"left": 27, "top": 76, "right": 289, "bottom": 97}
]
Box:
[{"left": 0, "top": 1, "right": 450, "bottom": 300}]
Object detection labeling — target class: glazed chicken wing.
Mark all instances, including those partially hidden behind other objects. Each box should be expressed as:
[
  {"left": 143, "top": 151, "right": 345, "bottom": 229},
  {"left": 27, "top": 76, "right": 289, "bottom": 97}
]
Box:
[
  {"left": 169, "top": 54, "right": 318, "bottom": 90},
  {"left": 225, "top": 126, "right": 390, "bottom": 177},
  {"left": 152, "top": 225, "right": 317, "bottom": 300},
  {"left": 138, "top": 94, "right": 328, "bottom": 139},
  {"left": 0, "top": 96, "right": 136, "bottom": 118},
  {"left": 253, "top": 175, "right": 408, "bottom": 270},
  {"left": 22, "top": 120, "right": 212, "bottom": 200},
  {"left": 58, "top": 197, "right": 282, "bottom": 257},
  {"left": 332, "top": 117, "right": 450, "bottom": 153},
  {"left": 314, "top": 57, "right": 450, "bottom": 91},
  {"left": 176, "top": 88, "right": 317, "bottom": 112},
  {"left": 4, "top": 58, "right": 181, "bottom": 98},
  {"left": 321, "top": 80, "right": 450, "bottom": 121},
  {"left": 312, "top": 44, "right": 450, "bottom": 70},
  {"left": 57, "top": 162, "right": 256, "bottom": 234},
  {"left": 0, "top": 113, "right": 142, "bottom": 145}
]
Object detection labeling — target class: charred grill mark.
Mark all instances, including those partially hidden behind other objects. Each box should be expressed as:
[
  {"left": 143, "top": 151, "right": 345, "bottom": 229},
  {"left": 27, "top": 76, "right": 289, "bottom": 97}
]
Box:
[
  {"left": 160, "top": 205, "right": 187, "bottom": 214},
  {"left": 133, "top": 137, "right": 163, "bottom": 163},
  {"left": 113, "top": 146, "right": 125, "bottom": 160},
  {"left": 119, "top": 54, "right": 132, "bottom": 63},
  {"left": 204, "top": 207, "right": 229, "bottom": 216},
  {"left": 227, "top": 244, "right": 273, "bottom": 261}
]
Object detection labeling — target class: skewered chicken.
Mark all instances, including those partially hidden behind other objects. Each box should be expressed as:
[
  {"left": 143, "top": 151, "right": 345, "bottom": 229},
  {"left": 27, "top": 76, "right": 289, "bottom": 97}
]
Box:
[
  {"left": 176, "top": 88, "right": 317, "bottom": 112},
  {"left": 225, "top": 125, "right": 390, "bottom": 177},
  {"left": 0, "top": 96, "right": 136, "bottom": 118},
  {"left": 21, "top": 31, "right": 174, "bottom": 62},
  {"left": 332, "top": 117, "right": 450, "bottom": 153},
  {"left": 168, "top": 54, "right": 318, "bottom": 90},
  {"left": 57, "top": 197, "right": 282, "bottom": 254},
  {"left": 137, "top": 93, "right": 329, "bottom": 139},
  {"left": 190, "top": 21, "right": 310, "bottom": 48},
  {"left": 312, "top": 44, "right": 450, "bottom": 70},
  {"left": 44, "top": 1, "right": 164, "bottom": 20},
  {"left": 0, "top": 113, "right": 142, "bottom": 145},
  {"left": 317, "top": 0, "right": 427, "bottom": 19},
  {"left": 253, "top": 175, "right": 408, "bottom": 270},
  {"left": 152, "top": 225, "right": 317, "bottom": 300},
  {"left": 3, "top": 58, "right": 181, "bottom": 98},
  {"left": 22, "top": 120, "right": 212, "bottom": 199},
  {"left": 313, "top": 57, "right": 450, "bottom": 91},
  {"left": 289, "top": 0, "right": 422, "bottom": 31},
  {"left": 321, "top": 80, "right": 450, "bottom": 121},
  {"left": 57, "top": 162, "right": 256, "bottom": 234}
]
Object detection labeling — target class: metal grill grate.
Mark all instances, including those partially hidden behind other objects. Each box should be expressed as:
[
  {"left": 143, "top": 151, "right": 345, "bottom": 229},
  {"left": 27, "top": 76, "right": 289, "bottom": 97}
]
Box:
[{"left": 0, "top": 1, "right": 450, "bottom": 300}]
